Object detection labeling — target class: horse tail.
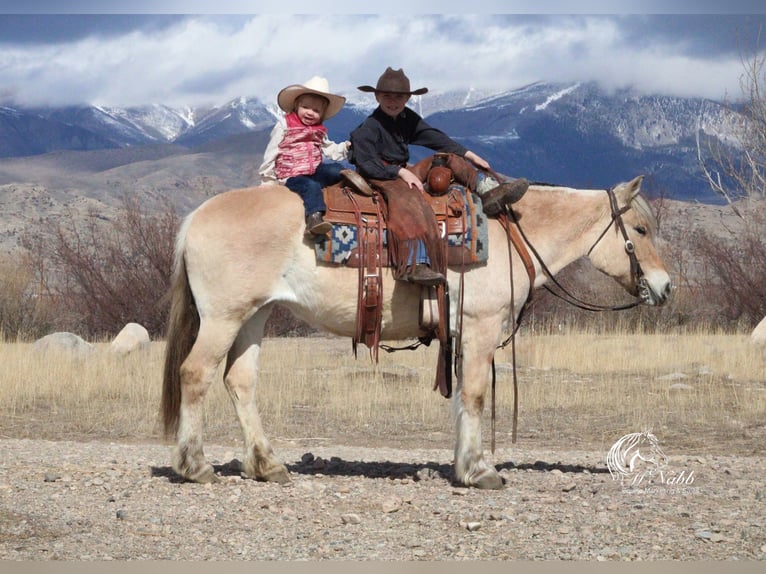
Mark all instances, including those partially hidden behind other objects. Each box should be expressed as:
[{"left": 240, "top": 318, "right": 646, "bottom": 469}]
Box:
[{"left": 161, "top": 215, "right": 199, "bottom": 439}]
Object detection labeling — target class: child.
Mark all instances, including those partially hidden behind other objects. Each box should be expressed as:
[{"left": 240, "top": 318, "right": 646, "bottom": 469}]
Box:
[
  {"left": 349, "top": 67, "right": 528, "bottom": 285},
  {"left": 259, "top": 76, "right": 350, "bottom": 236}
]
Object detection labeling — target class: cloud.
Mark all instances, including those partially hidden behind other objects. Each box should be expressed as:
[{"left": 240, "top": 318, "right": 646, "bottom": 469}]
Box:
[{"left": 0, "top": 14, "right": 761, "bottom": 108}]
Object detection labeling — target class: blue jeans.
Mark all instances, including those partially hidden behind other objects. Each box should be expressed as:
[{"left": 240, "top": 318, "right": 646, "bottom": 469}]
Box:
[
  {"left": 285, "top": 162, "right": 344, "bottom": 217},
  {"left": 413, "top": 241, "right": 430, "bottom": 265}
]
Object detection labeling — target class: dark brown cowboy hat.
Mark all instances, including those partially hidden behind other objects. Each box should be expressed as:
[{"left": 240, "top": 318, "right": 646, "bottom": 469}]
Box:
[{"left": 357, "top": 67, "right": 428, "bottom": 95}]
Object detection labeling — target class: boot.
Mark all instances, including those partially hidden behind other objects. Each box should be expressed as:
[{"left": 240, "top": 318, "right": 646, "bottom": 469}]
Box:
[
  {"left": 340, "top": 169, "right": 376, "bottom": 197},
  {"left": 477, "top": 177, "right": 529, "bottom": 217},
  {"left": 305, "top": 211, "right": 332, "bottom": 236},
  {"left": 405, "top": 264, "right": 446, "bottom": 286}
]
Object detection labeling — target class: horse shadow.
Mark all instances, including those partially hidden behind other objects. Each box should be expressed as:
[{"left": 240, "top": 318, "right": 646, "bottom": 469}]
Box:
[{"left": 150, "top": 455, "right": 608, "bottom": 484}]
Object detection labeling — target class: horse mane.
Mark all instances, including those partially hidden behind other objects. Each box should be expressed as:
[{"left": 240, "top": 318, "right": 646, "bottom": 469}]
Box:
[
  {"left": 528, "top": 180, "right": 658, "bottom": 236},
  {"left": 629, "top": 193, "right": 658, "bottom": 236}
]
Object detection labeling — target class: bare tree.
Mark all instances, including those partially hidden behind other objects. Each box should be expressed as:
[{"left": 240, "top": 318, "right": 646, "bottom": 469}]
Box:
[
  {"left": 699, "top": 31, "right": 766, "bottom": 210},
  {"left": 689, "top": 31, "right": 766, "bottom": 327}
]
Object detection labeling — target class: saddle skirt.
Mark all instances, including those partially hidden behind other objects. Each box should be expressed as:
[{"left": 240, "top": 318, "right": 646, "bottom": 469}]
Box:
[{"left": 315, "top": 182, "right": 489, "bottom": 268}]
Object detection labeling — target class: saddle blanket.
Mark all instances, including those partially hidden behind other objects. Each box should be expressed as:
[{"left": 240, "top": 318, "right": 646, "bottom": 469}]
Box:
[{"left": 314, "top": 183, "right": 489, "bottom": 267}]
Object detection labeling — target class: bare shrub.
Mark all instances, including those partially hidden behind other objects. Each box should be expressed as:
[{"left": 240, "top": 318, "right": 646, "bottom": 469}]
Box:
[
  {"left": 21, "top": 195, "right": 179, "bottom": 338},
  {"left": 689, "top": 203, "right": 766, "bottom": 326},
  {"left": 0, "top": 254, "right": 56, "bottom": 340}
]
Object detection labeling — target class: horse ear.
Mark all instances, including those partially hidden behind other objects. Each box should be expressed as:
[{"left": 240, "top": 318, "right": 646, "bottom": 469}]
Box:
[{"left": 615, "top": 175, "right": 644, "bottom": 204}]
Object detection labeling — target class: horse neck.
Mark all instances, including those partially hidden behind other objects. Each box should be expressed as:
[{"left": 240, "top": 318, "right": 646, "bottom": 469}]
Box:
[{"left": 517, "top": 187, "right": 608, "bottom": 275}]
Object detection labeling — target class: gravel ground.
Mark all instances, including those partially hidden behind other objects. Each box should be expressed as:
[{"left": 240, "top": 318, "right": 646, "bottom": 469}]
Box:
[{"left": 1, "top": 438, "right": 764, "bottom": 561}]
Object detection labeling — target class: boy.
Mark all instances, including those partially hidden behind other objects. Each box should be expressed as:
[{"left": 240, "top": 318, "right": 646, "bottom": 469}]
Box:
[{"left": 349, "top": 67, "right": 528, "bottom": 285}]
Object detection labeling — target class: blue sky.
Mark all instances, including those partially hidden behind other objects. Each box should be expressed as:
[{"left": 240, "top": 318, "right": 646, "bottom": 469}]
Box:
[{"left": 1, "top": 3, "right": 765, "bottom": 108}]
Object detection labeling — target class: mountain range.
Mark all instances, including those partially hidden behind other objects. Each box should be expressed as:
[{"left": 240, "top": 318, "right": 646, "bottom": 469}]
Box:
[{"left": 0, "top": 81, "right": 743, "bottom": 253}]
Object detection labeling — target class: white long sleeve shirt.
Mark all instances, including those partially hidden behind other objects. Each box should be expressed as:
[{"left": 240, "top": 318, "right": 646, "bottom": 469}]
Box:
[{"left": 258, "top": 115, "right": 350, "bottom": 184}]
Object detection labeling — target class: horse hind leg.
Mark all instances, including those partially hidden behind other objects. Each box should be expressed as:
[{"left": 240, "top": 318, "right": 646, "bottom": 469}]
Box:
[
  {"left": 174, "top": 318, "right": 242, "bottom": 483},
  {"left": 224, "top": 307, "right": 290, "bottom": 484}
]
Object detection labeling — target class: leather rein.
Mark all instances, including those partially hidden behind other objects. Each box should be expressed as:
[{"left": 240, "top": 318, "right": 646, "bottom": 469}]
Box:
[
  {"left": 508, "top": 185, "right": 649, "bottom": 315},
  {"left": 492, "top": 186, "right": 650, "bottom": 450}
]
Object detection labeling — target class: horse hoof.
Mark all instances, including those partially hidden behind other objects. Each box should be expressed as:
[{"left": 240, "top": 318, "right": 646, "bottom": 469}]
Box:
[
  {"left": 472, "top": 468, "right": 505, "bottom": 490},
  {"left": 189, "top": 466, "right": 219, "bottom": 484},
  {"left": 262, "top": 466, "right": 291, "bottom": 484}
]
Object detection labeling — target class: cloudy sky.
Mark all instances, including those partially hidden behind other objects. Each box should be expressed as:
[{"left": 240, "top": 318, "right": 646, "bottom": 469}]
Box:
[{"left": 1, "top": 2, "right": 766, "bottom": 108}]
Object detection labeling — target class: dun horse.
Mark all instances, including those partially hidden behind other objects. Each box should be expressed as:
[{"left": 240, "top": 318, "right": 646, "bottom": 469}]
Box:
[{"left": 162, "top": 175, "right": 671, "bottom": 489}]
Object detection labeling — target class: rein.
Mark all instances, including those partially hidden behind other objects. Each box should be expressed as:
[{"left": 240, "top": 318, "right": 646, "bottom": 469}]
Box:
[
  {"left": 510, "top": 186, "right": 647, "bottom": 313},
  {"left": 489, "top": 186, "right": 649, "bottom": 451}
]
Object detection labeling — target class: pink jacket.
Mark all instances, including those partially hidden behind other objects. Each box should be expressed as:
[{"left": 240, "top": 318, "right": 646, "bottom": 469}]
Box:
[
  {"left": 273, "top": 112, "right": 327, "bottom": 179},
  {"left": 259, "top": 113, "right": 349, "bottom": 184}
]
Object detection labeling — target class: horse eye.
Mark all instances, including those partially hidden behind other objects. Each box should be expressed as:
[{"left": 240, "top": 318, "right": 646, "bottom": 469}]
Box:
[{"left": 634, "top": 225, "right": 647, "bottom": 236}]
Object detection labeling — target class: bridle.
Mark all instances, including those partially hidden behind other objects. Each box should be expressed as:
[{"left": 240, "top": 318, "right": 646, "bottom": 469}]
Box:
[
  {"left": 585, "top": 186, "right": 652, "bottom": 307},
  {"left": 512, "top": 185, "right": 652, "bottom": 313}
]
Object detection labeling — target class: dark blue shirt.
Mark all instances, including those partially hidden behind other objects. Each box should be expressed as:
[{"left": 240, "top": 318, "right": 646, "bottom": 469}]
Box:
[{"left": 349, "top": 106, "right": 468, "bottom": 180}]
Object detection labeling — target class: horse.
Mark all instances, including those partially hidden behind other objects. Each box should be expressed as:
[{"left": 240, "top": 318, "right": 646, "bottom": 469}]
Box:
[{"left": 161, "top": 174, "right": 672, "bottom": 489}]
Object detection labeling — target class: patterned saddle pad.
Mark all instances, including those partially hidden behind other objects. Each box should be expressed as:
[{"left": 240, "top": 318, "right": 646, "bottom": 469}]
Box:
[{"left": 314, "top": 182, "right": 488, "bottom": 267}]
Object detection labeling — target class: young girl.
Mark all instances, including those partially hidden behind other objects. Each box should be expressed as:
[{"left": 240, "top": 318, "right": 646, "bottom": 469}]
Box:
[{"left": 259, "top": 76, "right": 350, "bottom": 236}]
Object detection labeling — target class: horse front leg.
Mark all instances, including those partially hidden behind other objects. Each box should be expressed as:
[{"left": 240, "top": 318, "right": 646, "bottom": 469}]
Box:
[
  {"left": 224, "top": 310, "right": 290, "bottom": 484},
  {"left": 452, "top": 332, "right": 504, "bottom": 490}
]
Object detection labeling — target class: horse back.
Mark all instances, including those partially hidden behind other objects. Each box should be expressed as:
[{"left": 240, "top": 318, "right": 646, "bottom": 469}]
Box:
[{"left": 191, "top": 185, "right": 303, "bottom": 240}]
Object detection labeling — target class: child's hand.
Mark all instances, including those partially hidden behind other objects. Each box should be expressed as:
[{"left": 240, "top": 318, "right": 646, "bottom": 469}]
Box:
[
  {"left": 465, "top": 150, "right": 490, "bottom": 171},
  {"left": 398, "top": 168, "right": 424, "bottom": 192}
]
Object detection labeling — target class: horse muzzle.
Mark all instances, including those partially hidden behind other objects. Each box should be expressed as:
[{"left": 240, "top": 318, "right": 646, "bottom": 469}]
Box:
[{"left": 638, "top": 276, "right": 672, "bottom": 306}]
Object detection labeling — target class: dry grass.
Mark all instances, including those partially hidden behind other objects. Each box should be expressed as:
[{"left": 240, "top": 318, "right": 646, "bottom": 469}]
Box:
[{"left": 1, "top": 330, "right": 764, "bottom": 456}]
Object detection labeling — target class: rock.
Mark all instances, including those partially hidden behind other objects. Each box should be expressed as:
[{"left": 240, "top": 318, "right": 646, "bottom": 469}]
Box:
[
  {"left": 751, "top": 316, "right": 766, "bottom": 345},
  {"left": 33, "top": 332, "right": 94, "bottom": 355},
  {"left": 340, "top": 513, "right": 361, "bottom": 525},
  {"left": 381, "top": 496, "right": 402, "bottom": 513},
  {"left": 301, "top": 452, "right": 315, "bottom": 464},
  {"left": 110, "top": 323, "right": 150, "bottom": 355},
  {"left": 415, "top": 467, "right": 442, "bottom": 481}
]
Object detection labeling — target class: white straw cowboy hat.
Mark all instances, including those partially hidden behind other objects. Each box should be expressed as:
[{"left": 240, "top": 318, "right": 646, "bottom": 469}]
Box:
[
  {"left": 357, "top": 67, "right": 428, "bottom": 96},
  {"left": 277, "top": 76, "right": 346, "bottom": 120}
]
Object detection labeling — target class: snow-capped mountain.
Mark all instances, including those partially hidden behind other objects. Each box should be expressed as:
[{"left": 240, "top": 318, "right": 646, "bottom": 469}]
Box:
[
  {"left": 423, "top": 82, "right": 740, "bottom": 202},
  {"left": 0, "top": 82, "right": 742, "bottom": 203}
]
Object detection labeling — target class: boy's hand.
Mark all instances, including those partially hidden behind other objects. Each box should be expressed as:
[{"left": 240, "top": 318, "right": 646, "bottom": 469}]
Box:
[
  {"left": 398, "top": 168, "right": 424, "bottom": 192},
  {"left": 465, "top": 150, "right": 490, "bottom": 171}
]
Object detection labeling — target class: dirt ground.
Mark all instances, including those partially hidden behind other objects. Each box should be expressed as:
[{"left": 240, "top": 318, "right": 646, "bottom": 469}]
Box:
[{"left": 1, "top": 428, "right": 764, "bottom": 561}]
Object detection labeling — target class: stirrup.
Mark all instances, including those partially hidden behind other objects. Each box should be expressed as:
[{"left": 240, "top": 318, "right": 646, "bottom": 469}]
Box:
[{"left": 340, "top": 169, "right": 376, "bottom": 197}]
